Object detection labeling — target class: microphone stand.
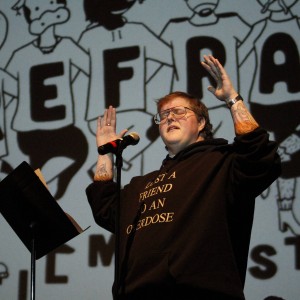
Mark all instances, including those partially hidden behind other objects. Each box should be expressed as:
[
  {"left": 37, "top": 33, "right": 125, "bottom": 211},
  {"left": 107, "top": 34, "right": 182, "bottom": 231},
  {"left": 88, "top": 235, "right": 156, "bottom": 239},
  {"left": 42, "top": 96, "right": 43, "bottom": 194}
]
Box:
[
  {"left": 113, "top": 147, "right": 123, "bottom": 300},
  {"left": 99, "top": 134, "right": 139, "bottom": 300},
  {"left": 30, "top": 221, "right": 37, "bottom": 300}
]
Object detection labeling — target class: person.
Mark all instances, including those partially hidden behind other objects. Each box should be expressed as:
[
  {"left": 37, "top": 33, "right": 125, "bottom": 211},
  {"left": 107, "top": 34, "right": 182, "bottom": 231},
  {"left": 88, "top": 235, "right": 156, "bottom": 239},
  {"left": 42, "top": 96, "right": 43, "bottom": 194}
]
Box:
[{"left": 86, "top": 55, "right": 281, "bottom": 300}]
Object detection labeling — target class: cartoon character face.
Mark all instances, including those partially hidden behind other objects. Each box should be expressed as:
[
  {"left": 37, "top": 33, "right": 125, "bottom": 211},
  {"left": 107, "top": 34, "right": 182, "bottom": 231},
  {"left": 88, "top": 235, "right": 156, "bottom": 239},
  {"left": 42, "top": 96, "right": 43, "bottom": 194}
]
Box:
[
  {"left": 257, "top": 0, "right": 297, "bottom": 12},
  {"left": 184, "top": 0, "right": 219, "bottom": 15},
  {"left": 13, "top": 0, "right": 70, "bottom": 35}
]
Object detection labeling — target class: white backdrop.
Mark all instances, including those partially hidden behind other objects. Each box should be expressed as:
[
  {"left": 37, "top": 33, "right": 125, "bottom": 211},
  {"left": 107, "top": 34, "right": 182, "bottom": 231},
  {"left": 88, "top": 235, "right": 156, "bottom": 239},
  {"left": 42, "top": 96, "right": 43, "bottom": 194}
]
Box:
[{"left": 0, "top": 1, "right": 299, "bottom": 299}]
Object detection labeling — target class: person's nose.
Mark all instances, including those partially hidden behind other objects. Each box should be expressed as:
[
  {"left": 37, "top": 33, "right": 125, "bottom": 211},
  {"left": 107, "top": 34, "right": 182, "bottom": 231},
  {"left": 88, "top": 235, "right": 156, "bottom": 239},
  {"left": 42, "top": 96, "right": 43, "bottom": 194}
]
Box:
[{"left": 166, "top": 111, "right": 175, "bottom": 123}]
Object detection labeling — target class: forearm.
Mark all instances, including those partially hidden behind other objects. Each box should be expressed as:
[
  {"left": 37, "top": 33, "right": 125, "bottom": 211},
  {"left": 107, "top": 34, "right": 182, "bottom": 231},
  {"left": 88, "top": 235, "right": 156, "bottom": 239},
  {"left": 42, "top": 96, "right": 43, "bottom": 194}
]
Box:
[
  {"left": 230, "top": 99, "right": 259, "bottom": 136},
  {"left": 86, "top": 180, "right": 118, "bottom": 233},
  {"left": 201, "top": 55, "right": 259, "bottom": 136},
  {"left": 94, "top": 154, "right": 114, "bottom": 181}
]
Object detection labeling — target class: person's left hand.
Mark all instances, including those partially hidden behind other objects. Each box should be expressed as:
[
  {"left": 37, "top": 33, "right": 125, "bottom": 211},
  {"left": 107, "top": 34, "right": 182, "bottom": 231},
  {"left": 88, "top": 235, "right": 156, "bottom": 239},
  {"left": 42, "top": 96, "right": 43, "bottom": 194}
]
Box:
[
  {"left": 96, "top": 105, "right": 127, "bottom": 148},
  {"left": 201, "top": 55, "right": 238, "bottom": 102}
]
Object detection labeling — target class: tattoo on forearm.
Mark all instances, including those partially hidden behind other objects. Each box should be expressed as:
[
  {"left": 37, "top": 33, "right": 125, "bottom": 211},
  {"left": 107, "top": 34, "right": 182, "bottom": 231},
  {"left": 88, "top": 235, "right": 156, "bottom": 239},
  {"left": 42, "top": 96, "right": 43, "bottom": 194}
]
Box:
[
  {"left": 94, "top": 162, "right": 112, "bottom": 181},
  {"left": 232, "top": 102, "right": 259, "bottom": 135}
]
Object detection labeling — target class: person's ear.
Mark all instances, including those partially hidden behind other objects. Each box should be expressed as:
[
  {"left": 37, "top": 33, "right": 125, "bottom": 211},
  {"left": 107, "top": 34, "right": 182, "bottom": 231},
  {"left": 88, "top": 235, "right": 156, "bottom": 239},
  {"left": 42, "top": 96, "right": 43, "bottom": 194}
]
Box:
[{"left": 197, "top": 118, "right": 205, "bottom": 133}]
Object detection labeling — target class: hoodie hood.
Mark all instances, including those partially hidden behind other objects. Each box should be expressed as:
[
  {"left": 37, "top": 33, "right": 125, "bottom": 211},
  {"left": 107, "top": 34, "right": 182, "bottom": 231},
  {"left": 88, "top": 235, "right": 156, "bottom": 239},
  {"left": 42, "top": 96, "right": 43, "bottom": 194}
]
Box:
[{"left": 162, "top": 138, "right": 229, "bottom": 166}]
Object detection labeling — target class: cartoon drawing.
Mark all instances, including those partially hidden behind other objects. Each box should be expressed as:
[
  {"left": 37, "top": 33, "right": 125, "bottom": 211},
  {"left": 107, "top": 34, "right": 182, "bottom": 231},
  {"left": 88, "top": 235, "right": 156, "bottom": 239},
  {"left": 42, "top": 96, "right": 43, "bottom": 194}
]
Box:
[
  {"left": 78, "top": 0, "right": 173, "bottom": 178},
  {"left": 0, "top": 1, "right": 300, "bottom": 300},
  {"left": 159, "top": 0, "right": 250, "bottom": 139},
  {"left": 239, "top": 0, "right": 300, "bottom": 235},
  {"left": 0, "top": 11, "right": 8, "bottom": 53},
  {"left": 5, "top": 0, "right": 90, "bottom": 199},
  {"left": 0, "top": 11, "right": 16, "bottom": 180},
  {"left": 0, "top": 262, "right": 9, "bottom": 284}
]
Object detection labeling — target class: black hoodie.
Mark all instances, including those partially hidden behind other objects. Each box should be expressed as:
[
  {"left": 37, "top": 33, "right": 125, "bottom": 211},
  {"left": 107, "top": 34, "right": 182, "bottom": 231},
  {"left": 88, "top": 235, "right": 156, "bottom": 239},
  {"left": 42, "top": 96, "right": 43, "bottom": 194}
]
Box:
[{"left": 86, "top": 128, "right": 281, "bottom": 300}]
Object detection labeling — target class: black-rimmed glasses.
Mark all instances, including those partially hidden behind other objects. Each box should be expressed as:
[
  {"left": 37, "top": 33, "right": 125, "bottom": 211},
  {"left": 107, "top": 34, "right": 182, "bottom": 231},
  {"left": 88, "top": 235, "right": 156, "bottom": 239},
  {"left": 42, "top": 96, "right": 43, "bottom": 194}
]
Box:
[{"left": 153, "top": 106, "right": 195, "bottom": 124}]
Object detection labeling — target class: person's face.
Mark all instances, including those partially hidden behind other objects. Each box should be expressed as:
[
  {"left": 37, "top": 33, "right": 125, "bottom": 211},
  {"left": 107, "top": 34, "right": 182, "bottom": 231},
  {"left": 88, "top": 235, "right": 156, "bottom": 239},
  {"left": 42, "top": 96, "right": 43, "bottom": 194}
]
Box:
[{"left": 159, "top": 97, "right": 205, "bottom": 155}]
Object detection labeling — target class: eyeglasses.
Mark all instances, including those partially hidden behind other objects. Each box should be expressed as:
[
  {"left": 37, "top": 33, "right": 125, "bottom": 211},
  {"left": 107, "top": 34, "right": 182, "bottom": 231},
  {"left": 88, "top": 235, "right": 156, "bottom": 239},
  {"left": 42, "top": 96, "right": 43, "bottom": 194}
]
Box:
[{"left": 153, "top": 106, "right": 196, "bottom": 124}]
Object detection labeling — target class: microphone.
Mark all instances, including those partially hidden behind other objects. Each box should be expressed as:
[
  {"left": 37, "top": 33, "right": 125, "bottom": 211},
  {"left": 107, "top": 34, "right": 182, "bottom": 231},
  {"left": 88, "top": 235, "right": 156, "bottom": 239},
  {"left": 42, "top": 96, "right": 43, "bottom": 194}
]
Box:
[{"left": 97, "top": 132, "right": 140, "bottom": 155}]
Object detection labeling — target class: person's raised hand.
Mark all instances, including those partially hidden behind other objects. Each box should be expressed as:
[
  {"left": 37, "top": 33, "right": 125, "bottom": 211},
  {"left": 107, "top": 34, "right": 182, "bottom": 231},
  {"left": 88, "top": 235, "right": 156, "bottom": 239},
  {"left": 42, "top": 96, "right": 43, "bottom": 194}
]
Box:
[
  {"left": 96, "top": 105, "right": 128, "bottom": 148},
  {"left": 201, "top": 55, "right": 238, "bottom": 102}
]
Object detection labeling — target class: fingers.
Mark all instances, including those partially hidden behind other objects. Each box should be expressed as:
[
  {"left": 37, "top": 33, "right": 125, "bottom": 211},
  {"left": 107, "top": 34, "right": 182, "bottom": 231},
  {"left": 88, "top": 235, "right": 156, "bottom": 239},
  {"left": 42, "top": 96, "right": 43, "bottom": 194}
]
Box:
[
  {"left": 118, "top": 128, "right": 129, "bottom": 139},
  {"left": 207, "top": 86, "right": 216, "bottom": 95},
  {"left": 201, "top": 55, "right": 222, "bottom": 95},
  {"left": 98, "top": 105, "right": 127, "bottom": 135},
  {"left": 201, "top": 56, "right": 217, "bottom": 82},
  {"left": 97, "top": 116, "right": 101, "bottom": 131},
  {"left": 96, "top": 106, "right": 115, "bottom": 136},
  {"left": 102, "top": 105, "right": 115, "bottom": 127},
  {"left": 201, "top": 55, "right": 222, "bottom": 80}
]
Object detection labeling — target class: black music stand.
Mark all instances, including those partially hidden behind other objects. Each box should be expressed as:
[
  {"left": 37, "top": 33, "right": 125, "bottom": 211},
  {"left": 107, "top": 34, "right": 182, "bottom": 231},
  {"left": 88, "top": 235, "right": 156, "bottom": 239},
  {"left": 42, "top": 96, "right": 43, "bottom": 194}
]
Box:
[{"left": 0, "top": 161, "right": 87, "bottom": 300}]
